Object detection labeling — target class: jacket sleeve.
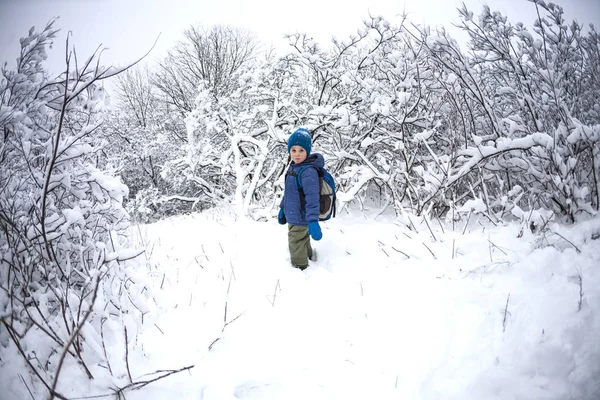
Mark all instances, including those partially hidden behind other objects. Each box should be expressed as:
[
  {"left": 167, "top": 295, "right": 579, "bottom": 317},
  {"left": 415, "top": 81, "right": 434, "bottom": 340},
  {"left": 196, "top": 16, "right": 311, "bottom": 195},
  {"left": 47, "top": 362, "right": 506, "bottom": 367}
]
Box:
[
  {"left": 301, "top": 167, "right": 320, "bottom": 222},
  {"left": 279, "top": 175, "right": 287, "bottom": 209}
]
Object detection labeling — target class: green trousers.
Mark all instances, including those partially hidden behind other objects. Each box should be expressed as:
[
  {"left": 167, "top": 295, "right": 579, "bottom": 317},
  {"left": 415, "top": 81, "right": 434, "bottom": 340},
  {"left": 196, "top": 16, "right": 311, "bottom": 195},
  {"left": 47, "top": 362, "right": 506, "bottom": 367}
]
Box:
[{"left": 288, "top": 224, "right": 313, "bottom": 268}]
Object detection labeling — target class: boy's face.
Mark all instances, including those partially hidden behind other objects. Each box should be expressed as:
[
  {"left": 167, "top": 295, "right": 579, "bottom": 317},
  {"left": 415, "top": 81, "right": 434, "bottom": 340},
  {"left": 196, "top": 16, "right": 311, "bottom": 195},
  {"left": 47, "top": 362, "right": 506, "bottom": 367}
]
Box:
[{"left": 290, "top": 145, "right": 308, "bottom": 164}]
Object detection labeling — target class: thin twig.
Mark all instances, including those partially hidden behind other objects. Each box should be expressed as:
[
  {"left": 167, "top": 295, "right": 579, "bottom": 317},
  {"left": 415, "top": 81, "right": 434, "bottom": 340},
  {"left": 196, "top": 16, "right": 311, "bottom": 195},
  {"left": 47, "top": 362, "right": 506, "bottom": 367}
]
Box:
[
  {"left": 124, "top": 326, "right": 133, "bottom": 384},
  {"left": 209, "top": 311, "right": 245, "bottom": 351},
  {"left": 462, "top": 210, "right": 472, "bottom": 235},
  {"left": 208, "top": 337, "right": 221, "bottom": 351},
  {"left": 224, "top": 312, "right": 244, "bottom": 331},
  {"left": 229, "top": 260, "right": 236, "bottom": 282},
  {"left": 407, "top": 215, "right": 418, "bottom": 233},
  {"left": 576, "top": 270, "right": 584, "bottom": 312},
  {"left": 550, "top": 230, "right": 581, "bottom": 253},
  {"left": 70, "top": 365, "right": 195, "bottom": 399},
  {"left": 50, "top": 277, "right": 100, "bottom": 400},
  {"left": 126, "top": 294, "right": 145, "bottom": 315},
  {"left": 154, "top": 324, "right": 164, "bottom": 335},
  {"left": 115, "top": 365, "right": 195, "bottom": 394},
  {"left": 40, "top": 35, "right": 72, "bottom": 268},
  {"left": 452, "top": 204, "right": 456, "bottom": 231},
  {"left": 480, "top": 211, "right": 498, "bottom": 226},
  {"left": 436, "top": 217, "right": 445, "bottom": 234},
  {"left": 100, "top": 318, "right": 113, "bottom": 375},
  {"left": 210, "top": 272, "right": 245, "bottom": 351},
  {"left": 202, "top": 244, "right": 209, "bottom": 261},
  {"left": 19, "top": 373, "right": 35, "bottom": 400},
  {"left": 269, "top": 280, "right": 281, "bottom": 307},
  {"left": 502, "top": 293, "right": 511, "bottom": 333},
  {"left": 422, "top": 242, "right": 436, "bottom": 259},
  {"left": 452, "top": 239, "right": 455, "bottom": 260},
  {"left": 1, "top": 322, "right": 60, "bottom": 398},
  {"left": 224, "top": 273, "right": 233, "bottom": 325},
  {"left": 487, "top": 239, "right": 508, "bottom": 255},
  {"left": 423, "top": 215, "right": 437, "bottom": 242},
  {"left": 391, "top": 246, "right": 410, "bottom": 259}
]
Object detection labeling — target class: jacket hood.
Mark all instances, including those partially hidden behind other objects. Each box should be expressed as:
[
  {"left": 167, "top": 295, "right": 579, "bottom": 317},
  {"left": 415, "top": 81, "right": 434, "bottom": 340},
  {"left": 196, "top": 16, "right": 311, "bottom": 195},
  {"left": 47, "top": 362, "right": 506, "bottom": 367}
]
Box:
[{"left": 294, "top": 152, "right": 324, "bottom": 169}]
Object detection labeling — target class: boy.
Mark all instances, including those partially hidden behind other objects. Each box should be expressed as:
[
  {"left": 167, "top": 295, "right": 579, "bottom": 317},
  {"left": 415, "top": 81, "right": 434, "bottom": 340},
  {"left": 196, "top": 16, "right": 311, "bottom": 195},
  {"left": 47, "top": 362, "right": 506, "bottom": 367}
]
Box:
[{"left": 278, "top": 128, "right": 323, "bottom": 270}]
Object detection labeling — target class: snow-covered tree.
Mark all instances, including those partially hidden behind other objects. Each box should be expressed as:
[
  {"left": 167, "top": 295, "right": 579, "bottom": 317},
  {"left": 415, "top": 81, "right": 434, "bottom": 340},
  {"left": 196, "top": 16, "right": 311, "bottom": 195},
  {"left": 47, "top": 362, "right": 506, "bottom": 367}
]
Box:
[
  {"left": 283, "top": 16, "right": 448, "bottom": 217},
  {"left": 180, "top": 53, "right": 295, "bottom": 219},
  {"left": 117, "top": 25, "right": 263, "bottom": 219},
  {"left": 102, "top": 65, "right": 184, "bottom": 222},
  {"left": 153, "top": 24, "right": 259, "bottom": 112},
  {"left": 105, "top": 2, "right": 598, "bottom": 225}
]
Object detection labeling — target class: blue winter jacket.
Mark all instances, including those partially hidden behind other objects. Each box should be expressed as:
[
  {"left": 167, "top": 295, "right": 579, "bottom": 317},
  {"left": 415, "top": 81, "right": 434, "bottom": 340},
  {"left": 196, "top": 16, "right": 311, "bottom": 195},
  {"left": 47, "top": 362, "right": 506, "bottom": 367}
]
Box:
[{"left": 280, "top": 153, "right": 324, "bottom": 226}]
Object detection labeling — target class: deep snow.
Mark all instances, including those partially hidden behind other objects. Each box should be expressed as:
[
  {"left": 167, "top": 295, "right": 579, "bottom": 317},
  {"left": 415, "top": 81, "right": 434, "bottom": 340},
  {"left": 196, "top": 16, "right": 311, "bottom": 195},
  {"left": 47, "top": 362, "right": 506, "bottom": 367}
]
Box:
[{"left": 2, "top": 209, "right": 599, "bottom": 399}]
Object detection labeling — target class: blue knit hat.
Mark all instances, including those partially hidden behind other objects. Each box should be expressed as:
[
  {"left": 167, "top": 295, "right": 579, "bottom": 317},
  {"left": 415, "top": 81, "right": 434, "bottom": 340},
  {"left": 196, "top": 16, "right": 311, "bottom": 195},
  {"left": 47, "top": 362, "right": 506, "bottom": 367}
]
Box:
[{"left": 287, "top": 128, "right": 312, "bottom": 155}]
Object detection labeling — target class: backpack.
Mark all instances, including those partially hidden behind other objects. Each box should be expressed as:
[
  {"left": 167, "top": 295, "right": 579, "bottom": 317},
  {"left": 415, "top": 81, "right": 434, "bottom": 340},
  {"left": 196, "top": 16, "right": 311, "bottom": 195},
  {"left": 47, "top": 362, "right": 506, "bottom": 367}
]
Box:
[{"left": 287, "top": 165, "right": 336, "bottom": 221}]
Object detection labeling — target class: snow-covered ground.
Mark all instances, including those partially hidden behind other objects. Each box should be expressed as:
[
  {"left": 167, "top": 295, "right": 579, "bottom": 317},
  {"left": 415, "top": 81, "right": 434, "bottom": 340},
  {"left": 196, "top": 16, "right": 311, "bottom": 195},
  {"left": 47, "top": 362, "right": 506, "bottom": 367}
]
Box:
[{"left": 3, "top": 208, "right": 600, "bottom": 399}]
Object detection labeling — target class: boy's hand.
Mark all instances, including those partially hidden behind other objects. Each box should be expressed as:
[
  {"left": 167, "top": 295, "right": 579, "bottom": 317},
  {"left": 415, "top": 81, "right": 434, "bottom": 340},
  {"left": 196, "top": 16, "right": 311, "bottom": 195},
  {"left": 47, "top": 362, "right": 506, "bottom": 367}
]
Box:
[
  {"left": 278, "top": 209, "right": 287, "bottom": 225},
  {"left": 308, "top": 221, "right": 322, "bottom": 240}
]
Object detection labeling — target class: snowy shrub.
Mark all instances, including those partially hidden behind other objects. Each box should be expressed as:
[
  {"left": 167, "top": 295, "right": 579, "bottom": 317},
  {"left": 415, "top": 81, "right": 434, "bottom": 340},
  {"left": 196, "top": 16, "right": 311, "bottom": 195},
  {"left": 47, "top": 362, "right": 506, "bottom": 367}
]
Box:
[
  {"left": 0, "top": 21, "right": 141, "bottom": 398},
  {"left": 416, "top": 1, "right": 600, "bottom": 222}
]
